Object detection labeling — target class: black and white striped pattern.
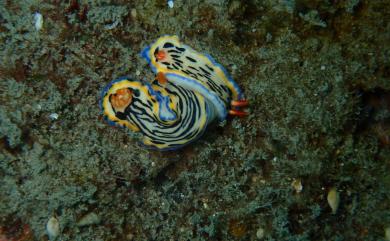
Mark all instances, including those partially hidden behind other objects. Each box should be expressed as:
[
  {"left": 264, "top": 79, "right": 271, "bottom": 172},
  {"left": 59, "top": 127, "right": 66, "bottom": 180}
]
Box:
[
  {"left": 116, "top": 81, "right": 213, "bottom": 150},
  {"left": 153, "top": 41, "right": 234, "bottom": 105}
]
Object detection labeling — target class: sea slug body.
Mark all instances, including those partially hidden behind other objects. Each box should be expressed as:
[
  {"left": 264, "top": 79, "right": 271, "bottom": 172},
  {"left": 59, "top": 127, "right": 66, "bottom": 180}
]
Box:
[
  {"left": 101, "top": 36, "right": 247, "bottom": 150},
  {"left": 101, "top": 77, "right": 214, "bottom": 150},
  {"left": 141, "top": 35, "right": 245, "bottom": 120}
]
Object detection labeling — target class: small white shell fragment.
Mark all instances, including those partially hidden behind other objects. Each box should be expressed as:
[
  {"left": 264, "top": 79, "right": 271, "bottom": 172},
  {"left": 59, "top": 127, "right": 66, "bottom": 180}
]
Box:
[
  {"left": 256, "top": 227, "right": 265, "bottom": 239},
  {"left": 126, "top": 233, "right": 135, "bottom": 240},
  {"left": 131, "top": 8, "right": 137, "bottom": 19},
  {"left": 49, "top": 113, "right": 59, "bottom": 120},
  {"left": 46, "top": 216, "right": 60, "bottom": 240},
  {"left": 385, "top": 226, "right": 390, "bottom": 241},
  {"left": 167, "top": 0, "right": 174, "bottom": 8},
  {"left": 104, "top": 20, "right": 119, "bottom": 30},
  {"left": 327, "top": 187, "right": 340, "bottom": 214},
  {"left": 77, "top": 212, "right": 101, "bottom": 227},
  {"left": 291, "top": 178, "right": 303, "bottom": 193},
  {"left": 34, "top": 12, "right": 43, "bottom": 31}
]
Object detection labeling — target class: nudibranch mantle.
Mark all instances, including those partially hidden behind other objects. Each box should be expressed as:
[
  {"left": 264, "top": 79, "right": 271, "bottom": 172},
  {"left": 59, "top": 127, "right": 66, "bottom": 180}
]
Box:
[
  {"left": 101, "top": 36, "right": 247, "bottom": 150},
  {"left": 141, "top": 35, "right": 245, "bottom": 120},
  {"left": 101, "top": 77, "right": 215, "bottom": 150}
]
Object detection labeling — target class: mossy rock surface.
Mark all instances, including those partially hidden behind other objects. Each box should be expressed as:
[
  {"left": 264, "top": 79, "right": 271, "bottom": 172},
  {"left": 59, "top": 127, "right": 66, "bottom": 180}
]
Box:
[{"left": 1, "top": 0, "right": 389, "bottom": 240}]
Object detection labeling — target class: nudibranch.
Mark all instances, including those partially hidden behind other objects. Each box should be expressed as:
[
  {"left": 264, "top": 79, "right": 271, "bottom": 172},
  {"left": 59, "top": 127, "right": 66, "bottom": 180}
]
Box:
[
  {"left": 141, "top": 35, "right": 248, "bottom": 119},
  {"left": 101, "top": 77, "right": 215, "bottom": 150},
  {"left": 101, "top": 36, "right": 248, "bottom": 150}
]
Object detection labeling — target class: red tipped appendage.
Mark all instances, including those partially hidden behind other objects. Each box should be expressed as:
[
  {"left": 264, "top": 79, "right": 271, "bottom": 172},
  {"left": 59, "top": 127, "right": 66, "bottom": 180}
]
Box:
[
  {"left": 229, "top": 99, "right": 249, "bottom": 117},
  {"left": 231, "top": 99, "right": 249, "bottom": 107}
]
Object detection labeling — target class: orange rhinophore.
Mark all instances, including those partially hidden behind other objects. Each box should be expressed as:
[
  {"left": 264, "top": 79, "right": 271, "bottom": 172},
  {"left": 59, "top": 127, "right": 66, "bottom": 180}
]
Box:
[
  {"left": 156, "top": 72, "right": 168, "bottom": 84},
  {"left": 229, "top": 99, "right": 249, "bottom": 116},
  {"left": 155, "top": 50, "right": 166, "bottom": 61},
  {"left": 231, "top": 99, "right": 249, "bottom": 108},
  {"left": 229, "top": 109, "right": 249, "bottom": 117},
  {"left": 111, "top": 88, "right": 133, "bottom": 111}
]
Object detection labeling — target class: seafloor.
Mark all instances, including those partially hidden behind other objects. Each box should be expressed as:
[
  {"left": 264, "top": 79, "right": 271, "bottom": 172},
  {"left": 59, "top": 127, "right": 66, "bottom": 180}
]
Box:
[{"left": 0, "top": 0, "right": 389, "bottom": 240}]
